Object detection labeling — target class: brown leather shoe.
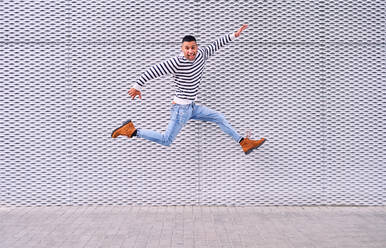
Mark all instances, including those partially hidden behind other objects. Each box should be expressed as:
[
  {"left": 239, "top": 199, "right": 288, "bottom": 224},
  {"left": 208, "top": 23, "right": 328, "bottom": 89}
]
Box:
[
  {"left": 240, "top": 137, "right": 266, "bottom": 155},
  {"left": 111, "top": 120, "right": 136, "bottom": 138}
]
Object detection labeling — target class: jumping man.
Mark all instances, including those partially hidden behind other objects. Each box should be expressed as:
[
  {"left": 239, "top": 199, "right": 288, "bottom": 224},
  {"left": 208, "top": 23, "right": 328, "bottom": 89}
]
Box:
[{"left": 111, "top": 24, "right": 266, "bottom": 154}]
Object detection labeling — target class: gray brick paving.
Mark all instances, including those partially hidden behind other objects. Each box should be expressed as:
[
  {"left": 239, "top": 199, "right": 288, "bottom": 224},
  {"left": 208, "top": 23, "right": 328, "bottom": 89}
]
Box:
[{"left": 0, "top": 206, "right": 385, "bottom": 248}]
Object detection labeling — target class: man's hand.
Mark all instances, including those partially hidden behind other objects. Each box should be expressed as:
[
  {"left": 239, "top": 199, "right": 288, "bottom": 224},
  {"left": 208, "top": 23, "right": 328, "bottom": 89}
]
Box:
[
  {"left": 235, "top": 24, "right": 248, "bottom": 37},
  {"left": 128, "top": 88, "right": 142, "bottom": 100}
]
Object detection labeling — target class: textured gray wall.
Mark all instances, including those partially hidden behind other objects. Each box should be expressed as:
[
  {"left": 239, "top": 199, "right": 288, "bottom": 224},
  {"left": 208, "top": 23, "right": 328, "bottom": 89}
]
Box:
[{"left": 1, "top": 0, "right": 385, "bottom": 206}]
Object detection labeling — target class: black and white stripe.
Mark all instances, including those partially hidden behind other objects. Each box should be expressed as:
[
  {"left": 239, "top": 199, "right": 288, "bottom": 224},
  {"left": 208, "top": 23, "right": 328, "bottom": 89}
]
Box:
[{"left": 134, "top": 33, "right": 235, "bottom": 101}]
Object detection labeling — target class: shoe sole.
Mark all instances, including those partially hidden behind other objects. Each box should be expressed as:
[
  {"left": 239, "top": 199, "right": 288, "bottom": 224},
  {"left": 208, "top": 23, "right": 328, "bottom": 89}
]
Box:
[
  {"left": 111, "top": 119, "right": 132, "bottom": 138},
  {"left": 245, "top": 138, "right": 266, "bottom": 155}
]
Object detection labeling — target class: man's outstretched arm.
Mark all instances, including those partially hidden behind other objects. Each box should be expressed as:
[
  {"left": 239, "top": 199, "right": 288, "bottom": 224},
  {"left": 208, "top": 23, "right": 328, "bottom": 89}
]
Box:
[
  {"left": 203, "top": 24, "right": 248, "bottom": 58},
  {"left": 129, "top": 57, "right": 179, "bottom": 100}
]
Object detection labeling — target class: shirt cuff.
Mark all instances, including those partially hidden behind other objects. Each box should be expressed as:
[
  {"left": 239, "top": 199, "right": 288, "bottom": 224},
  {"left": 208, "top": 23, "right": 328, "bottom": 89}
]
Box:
[
  {"left": 133, "top": 83, "right": 142, "bottom": 91},
  {"left": 230, "top": 33, "right": 236, "bottom": 41}
]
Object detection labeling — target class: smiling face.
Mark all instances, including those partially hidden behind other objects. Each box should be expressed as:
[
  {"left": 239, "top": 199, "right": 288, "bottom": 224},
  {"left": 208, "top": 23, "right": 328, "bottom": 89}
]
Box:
[{"left": 181, "top": 41, "right": 198, "bottom": 61}]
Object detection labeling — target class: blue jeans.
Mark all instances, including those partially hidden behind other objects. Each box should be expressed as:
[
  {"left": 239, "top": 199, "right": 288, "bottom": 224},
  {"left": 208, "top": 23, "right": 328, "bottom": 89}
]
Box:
[{"left": 137, "top": 103, "right": 242, "bottom": 146}]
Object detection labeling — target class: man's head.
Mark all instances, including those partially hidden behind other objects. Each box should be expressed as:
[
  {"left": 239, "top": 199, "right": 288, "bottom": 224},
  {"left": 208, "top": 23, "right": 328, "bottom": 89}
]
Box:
[{"left": 181, "top": 35, "right": 198, "bottom": 61}]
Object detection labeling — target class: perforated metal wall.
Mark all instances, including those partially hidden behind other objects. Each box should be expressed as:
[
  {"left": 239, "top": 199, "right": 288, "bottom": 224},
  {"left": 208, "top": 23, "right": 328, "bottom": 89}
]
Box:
[{"left": 1, "top": 0, "right": 385, "bottom": 206}]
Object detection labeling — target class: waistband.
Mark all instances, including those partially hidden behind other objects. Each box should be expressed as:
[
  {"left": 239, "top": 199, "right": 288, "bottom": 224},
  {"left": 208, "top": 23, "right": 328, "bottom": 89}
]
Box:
[{"left": 173, "top": 96, "right": 194, "bottom": 105}]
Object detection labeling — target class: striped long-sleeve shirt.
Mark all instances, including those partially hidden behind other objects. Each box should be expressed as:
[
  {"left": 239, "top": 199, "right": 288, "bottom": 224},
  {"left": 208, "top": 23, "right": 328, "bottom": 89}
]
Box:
[{"left": 133, "top": 33, "right": 236, "bottom": 104}]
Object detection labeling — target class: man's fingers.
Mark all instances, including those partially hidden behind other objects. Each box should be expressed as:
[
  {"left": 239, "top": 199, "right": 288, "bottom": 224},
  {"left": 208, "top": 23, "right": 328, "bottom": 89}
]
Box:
[
  {"left": 128, "top": 88, "right": 142, "bottom": 100},
  {"left": 235, "top": 24, "right": 248, "bottom": 37}
]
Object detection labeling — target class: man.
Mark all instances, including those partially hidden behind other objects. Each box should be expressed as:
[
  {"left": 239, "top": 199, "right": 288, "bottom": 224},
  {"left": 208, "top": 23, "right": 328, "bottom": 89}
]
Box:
[{"left": 111, "top": 24, "right": 265, "bottom": 155}]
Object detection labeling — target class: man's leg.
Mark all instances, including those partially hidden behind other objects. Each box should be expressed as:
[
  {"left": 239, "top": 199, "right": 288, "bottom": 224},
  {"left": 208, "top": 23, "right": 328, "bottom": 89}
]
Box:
[
  {"left": 190, "top": 103, "right": 265, "bottom": 154},
  {"left": 137, "top": 104, "right": 192, "bottom": 146},
  {"left": 191, "top": 104, "right": 243, "bottom": 143}
]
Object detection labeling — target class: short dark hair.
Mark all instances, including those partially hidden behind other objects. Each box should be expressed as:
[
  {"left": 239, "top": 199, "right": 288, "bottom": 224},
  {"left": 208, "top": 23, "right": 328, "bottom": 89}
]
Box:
[{"left": 182, "top": 35, "right": 196, "bottom": 43}]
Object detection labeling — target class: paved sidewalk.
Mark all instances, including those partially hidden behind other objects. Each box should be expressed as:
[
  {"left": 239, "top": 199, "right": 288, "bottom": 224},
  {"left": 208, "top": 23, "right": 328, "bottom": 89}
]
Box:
[{"left": 0, "top": 206, "right": 385, "bottom": 248}]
